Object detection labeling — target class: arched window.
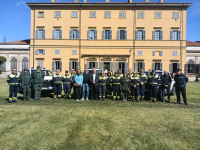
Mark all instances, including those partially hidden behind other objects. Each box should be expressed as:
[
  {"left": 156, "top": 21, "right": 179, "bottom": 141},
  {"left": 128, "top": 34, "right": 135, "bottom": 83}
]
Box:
[
  {"left": 22, "top": 57, "right": 29, "bottom": 70},
  {"left": 11, "top": 57, "right": 17, "bottom": 70}
]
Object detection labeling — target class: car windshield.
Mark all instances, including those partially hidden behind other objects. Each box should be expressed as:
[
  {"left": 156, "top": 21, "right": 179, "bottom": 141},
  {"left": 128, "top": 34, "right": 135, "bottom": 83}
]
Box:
[{"left": 31, "top": 70, "right": 53, "bottom": 76}]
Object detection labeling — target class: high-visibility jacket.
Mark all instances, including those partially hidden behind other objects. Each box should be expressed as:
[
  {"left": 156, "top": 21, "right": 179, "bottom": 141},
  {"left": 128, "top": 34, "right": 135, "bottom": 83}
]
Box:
[
  {"left": 53, "top": 74, "right": 62, "bottom": 85},
  {"left": 7, "top": 73, "right": 20, "bottom": 86},
  {"left": 148, "top": 74, "right": 161, "bottom": 86}
]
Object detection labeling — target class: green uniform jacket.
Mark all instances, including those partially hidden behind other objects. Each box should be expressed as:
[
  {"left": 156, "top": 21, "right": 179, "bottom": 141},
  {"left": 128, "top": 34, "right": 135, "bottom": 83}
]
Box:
[
  {"left": 32, "top": 71, "right": 45, "bottom": 84},
  {"left": 20, "top": 72, "right": 32, "bottom": 87},
  {"left": 120, "top": 77, "right": 130, "bottom": 90}
]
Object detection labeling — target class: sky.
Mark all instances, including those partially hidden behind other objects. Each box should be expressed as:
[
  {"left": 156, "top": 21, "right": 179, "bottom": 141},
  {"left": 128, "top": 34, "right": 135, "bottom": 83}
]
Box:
[{"left": 0, "top": 0, "right": 199, "bottom": 42}]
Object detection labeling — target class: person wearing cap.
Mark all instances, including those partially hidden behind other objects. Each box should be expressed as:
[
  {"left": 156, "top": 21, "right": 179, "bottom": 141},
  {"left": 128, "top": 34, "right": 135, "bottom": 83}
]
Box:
[
  {"left": 62, "top": 70, "right": 72, "bottom": 100},
  {"left": 130, "top": 71, "right": 140, "bottom": 102},
  {"left": 160, "top": 70, "right": 172, "bottom": 103},
  {"left": 106, "top": 72, "right": 112, "bottom": 100},
  {"left": 7, "top": 68, "right": 20, "bottom": 103},
  {"left": 174, "top": 69, "right": 189, "bottom": 105},
  {"left": 82, "top": 69, "right": 90, "bottom": 101},
  {"left": 19, "top": 68, "right": 32, "bottom": 101},
  {"left": 112, "top": 72, "right": 121, "bottom": 101},
  {"left": 137, "top": 68, "right": 148, "bottom": 102},
  {"left": 120, "top": 73, "right": 130, "bottom": 101},
  {"left": 148, "top": 69, "right": 161, "bottom": 103},
  {"left": 31, "top": 65, "right": 45, "bottom": 100},
  {"left": 52, "top": 69, "right": 62, "bottom": 99},
  {"left": 98, "top": 71, "right": 107, "bottom": 100}
]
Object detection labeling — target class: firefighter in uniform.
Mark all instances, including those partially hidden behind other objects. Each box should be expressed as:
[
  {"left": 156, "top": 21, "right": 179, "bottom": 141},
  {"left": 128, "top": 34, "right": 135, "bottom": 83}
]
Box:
[
  {"left": 118, "top": 69, "right": 123, "bottom": 78},
  {"left": 112, "top": 72, "right": 121, "bottom": 101},
  {"left": 98, "top": 71, "right": 107, "bottom": 100},
  {"left": 127, "top": 69, "right": 133, "bottom": 78},
  {"left": 52, "top": 69, "right": 62, "bottom": 99},
  {"left": 32, "top": 66, "right": 45, "bottom": 100},
  {"left": 137, "top": 68, "right": 148, "bottom": 102},
  {"left": 20, "top": 68, "right": 32, "bottom": 101},
  {"left": 62, "top": 70, "right": 72, "bottom": 100},
  {"left": 174, "top": 69, "right": 189, "bottom": 105},
  {"left": 106, "top": 72, "right": 112, "bottom": 100},
  {"left": 130, "top": 71, "right": 140, "bottom": 102},
  {"left": 7, "top": 68, "right": 20, "bottom": 103},
  {"left": 148, "top": 69, "right": 161, "bottom": 103}
]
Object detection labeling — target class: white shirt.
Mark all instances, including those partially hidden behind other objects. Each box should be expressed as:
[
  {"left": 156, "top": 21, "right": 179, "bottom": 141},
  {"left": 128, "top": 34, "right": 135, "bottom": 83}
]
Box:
[{"left": 93, "top": 73, "right": 96, "bottom": 82}]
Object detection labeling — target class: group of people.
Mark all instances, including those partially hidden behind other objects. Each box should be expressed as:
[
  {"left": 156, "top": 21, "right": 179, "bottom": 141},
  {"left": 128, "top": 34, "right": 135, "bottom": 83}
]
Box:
[{"left": 7, "top": 65, "right": 189, "bottom": 105}]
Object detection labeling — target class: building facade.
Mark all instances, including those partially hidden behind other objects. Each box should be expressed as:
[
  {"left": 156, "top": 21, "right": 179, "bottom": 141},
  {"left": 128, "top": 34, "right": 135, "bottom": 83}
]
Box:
[
  {"left": 0, "top": 40, "right": 30, "bottom": 78},
  {"left": 27, "top": 0, "right": 191, "bottom": 74},
  {"left": 186, "top": 41, "right": 200, "bottom": 81}
]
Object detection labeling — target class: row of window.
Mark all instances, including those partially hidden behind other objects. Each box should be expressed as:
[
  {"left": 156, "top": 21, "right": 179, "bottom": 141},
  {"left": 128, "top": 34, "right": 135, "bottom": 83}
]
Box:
[
  {"left": 36, "top": 60, "right": 180, "bottom": 74},
  {"left": 36, "top": 29, "right": 181, "bottom": 40},
  {"left": 38, "top": 11, "right": 179, "bottom": 19},
  {"left": 137, "top": 51, "right": 178, "bottom": 56},
  {"left": 35, "top": 49, "right": 77, "bottom": 55}
]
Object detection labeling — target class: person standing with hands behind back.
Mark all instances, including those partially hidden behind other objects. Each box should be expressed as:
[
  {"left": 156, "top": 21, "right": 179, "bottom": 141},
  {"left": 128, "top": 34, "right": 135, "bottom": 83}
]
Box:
[
  {"left": 74, "top": 69, "right": 83, "bottom": 101},
  {"left": 89, "top": 68, "right": 99, "bottom": 100},
  {"left": 120, "top": 73, "right": 130, "bottom": 102}
]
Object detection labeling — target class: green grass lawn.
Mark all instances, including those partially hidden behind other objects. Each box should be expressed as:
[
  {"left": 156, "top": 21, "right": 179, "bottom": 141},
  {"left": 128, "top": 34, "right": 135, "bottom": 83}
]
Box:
[{"left": 0, "top": 78, "right": 200, "bottom": 150}]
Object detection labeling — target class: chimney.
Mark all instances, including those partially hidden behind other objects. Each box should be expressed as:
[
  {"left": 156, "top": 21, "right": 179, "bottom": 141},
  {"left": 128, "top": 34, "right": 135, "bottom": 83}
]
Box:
[
  {"left": 128, "top": 0, "right": 132, "bottom": 3},
  {"left": 84, "top": 0, "right": 87, "bottom": 2},
  {"left": 160, "top": 0, "right": 163, "bottom": 2},
  {"left": 75, "top": 0, "right": 79, "bottom": 2},
  {"left": 145, "top": 0, "right": 149, "bottom": 2},
  {"left": 106, "top": 0, "right": 110, "bottom": 2},
  {"left": 52, "top": 0, "right": 55, "bottom": 2}
]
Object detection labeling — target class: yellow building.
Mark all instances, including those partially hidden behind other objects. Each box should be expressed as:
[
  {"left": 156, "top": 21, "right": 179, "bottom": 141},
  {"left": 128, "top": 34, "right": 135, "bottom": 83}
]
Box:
[{"left": 27, "top": 0, "right": 191, "bottom": 74}]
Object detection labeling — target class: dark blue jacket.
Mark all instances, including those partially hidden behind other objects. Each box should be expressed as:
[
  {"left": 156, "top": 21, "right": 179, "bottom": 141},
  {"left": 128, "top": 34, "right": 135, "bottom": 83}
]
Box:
[
  {"left": 174, "top": 73, "right": 188, "bottom": 87},
  {"left": 7, "top": 73, "right": 20, "bottom": 86}
]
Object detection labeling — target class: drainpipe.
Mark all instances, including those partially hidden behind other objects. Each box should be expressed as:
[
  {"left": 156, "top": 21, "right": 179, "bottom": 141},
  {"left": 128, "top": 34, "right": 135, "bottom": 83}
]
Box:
[
  {"left": 133, "top": 4, "right": 136, "bottom": 71},
  {"left": 181, "top": 4, "right": 184, "bottom": 71},
  {"left": 33, "top": 3, "right": 35, "bottom": 68},
  {"left": 79, "top": 4, "right": 81, "bottom": 70}
]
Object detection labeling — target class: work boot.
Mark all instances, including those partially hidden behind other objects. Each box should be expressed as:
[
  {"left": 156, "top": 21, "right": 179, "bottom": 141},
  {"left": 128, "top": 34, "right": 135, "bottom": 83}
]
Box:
[
  {"left": 168, "top": 100, "right": 171, "bottom": 103},
  {"left": 175, "top": 102, "right": 181, "bottom": 104},
  {"left": 136, "top": 99, "right": 139, "bottom": 103},
  {"left": 13, "top": 100, "right": 18, "bottom": 103},
  {"left": 117, "top": 98, "right": 119, "bottom": 101},
  {"left": 162, "top": 101, "right": 165, "bottom": 103},
  {"left": 27, "top": 99, "right": 31, "bottom": 101},
  {"left": 141, "top": 99, "right": 144, "bottom": 102},
  {"left": 65, "top": 97, "right": 68, "bottom": 100},
  {"left": 153, "top": 100, "right": 156, "bottom": 103},
  {"left": 23, "top": 99, "right": 26, "bottom": 102}
]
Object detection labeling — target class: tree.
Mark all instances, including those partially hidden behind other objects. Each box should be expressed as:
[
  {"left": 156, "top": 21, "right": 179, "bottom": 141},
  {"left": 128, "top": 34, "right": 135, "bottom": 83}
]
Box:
[{"left": 0, "top": 56, "right": 7, "bottom": 74}]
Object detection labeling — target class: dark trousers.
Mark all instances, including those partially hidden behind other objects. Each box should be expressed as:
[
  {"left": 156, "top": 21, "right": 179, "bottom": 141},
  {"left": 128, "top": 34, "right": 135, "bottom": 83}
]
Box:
[
  {"left": 149, "top": 86, "right": 158, "bottom": 101},
  {"left": 99, "top": 85, "right": 106, "bottom": 99},
  {"left": 131, "top": 86, "right": 139, "bottom": 100},
  {"left": 161, "top": 87, "right": 170, "bottom": 102},
  {"left": 122, "top": 90, "right": 128, "bottom": 100},
  {"left": 106, "top": 85, "right": 112, "bottom": 98},
  {"left": 64, "top": 84, "right": 71, "bottom": 98},
  {"left": 9, "top": 85, "right": 18, "bottom": 101},
  {"left": 139, "top": 85, "right": 145, "bottom": 99},
  {"left": 22, "top": 84, "right": 31, "bottom": 100},
  {"left": 54, "top": 84, "right": 62, "bottom": 98},
  {"left": 90, "top": 85, "right": 99, "bottom": 100},
  {"left": 113, "top": 85, "right": 120, "bottom": 99},
  {"left": 34, "top": 82, "right": 43, "bottom": 100},
  {"left": 75, "top": 85, "right": 82, "bottom": 100},
  {"left": 176, "top": 86, "right": 187, "bottom": 104}
]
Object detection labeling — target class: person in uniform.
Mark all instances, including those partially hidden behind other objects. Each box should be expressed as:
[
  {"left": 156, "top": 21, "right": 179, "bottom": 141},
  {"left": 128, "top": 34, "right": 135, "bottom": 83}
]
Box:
[
  {"left": 118, "top": 69, "right": 123, "bottom": 78},
  {"left": 62, "top": 70, "right": 72, "bottom": 100},
  {"left": 112, "top": 72, "right": 121, "bottom": 101},
  {"left": 52, "top": 69, "right": 62, "bottom": 99},
  {"left": 7, "top": 68, "right": 20, "bottom": 103},
  {"left": 160, "top": 70, "right": 172, "bottom": 103},
  {"left": 106, "top": 72, "right": 112, "bottom": 100},
  {"left": 19, "top": 68, "right": 32, "bottom": 101},
  {"left": 174, "top": 69, "right": 189, "bottom": 105},
  {"left": 127, "top": 68, "right": 133, "bottom": 78},
  {"left": 120, "top": 73, "right": 130, "bottom": 101},
  {"left": 31, "top": 66, "right": 45, "bottom": 100},
  {"left": 137, "top": 68, "right": 148, "bottom": 102},
  {"left": 98, "top": 71, "right": 107, "bottom": 100},
  {"left": 148, "top": 69, "right": 161, "bottom": 103},
  {"left": 130, "top": 71, "right": 140, "bottom": 102},
  {"left": 70, "top": 69, "right": 76, "bottom": 98}
]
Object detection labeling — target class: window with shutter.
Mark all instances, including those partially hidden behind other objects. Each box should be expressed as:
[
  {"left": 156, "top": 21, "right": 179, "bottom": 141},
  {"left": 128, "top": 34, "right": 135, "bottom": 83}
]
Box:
[
  {"left": 89, "top": 30, "right": 95, "bottom": 39},
  {"left": 22, "top": 57, "right": 29, "bottom": 70},
  {"left": 38, "top": 29, "right": 45, "bottom": 39},
  {"left": 152, "top": 51, "right": 155, "bottom": 56},
  {"left": 105, "top": 30, "right": 111, "bottom": 39},
  {"left": 160, "top": 51, "right": 163, "bottom": 56},
  {"left": 38, "top": 61, "right": 43, "bottom": 69}
]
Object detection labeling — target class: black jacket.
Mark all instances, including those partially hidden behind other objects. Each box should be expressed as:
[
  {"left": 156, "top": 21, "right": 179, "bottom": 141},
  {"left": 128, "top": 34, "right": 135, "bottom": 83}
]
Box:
[
  {"left": 161, "top": 74, "right": 172, "bottom": 89},
  {"left": 174, "top": 73, "right": 188, "bottom": 87},
  {"left": 89, "top": 73, "right": 99, "bottom": 86},
  {"left": 83, "top": 73, "right": 89, "bottom": 84}
]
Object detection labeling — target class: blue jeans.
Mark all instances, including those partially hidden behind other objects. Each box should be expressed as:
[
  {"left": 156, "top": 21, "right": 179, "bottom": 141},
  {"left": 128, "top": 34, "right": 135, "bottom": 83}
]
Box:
[
  {"left": 82, "top": 83, "right": 89, "bottom": 99},
  {"left": 162, "top": 88, "right": 170, "bottom": 102}
]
